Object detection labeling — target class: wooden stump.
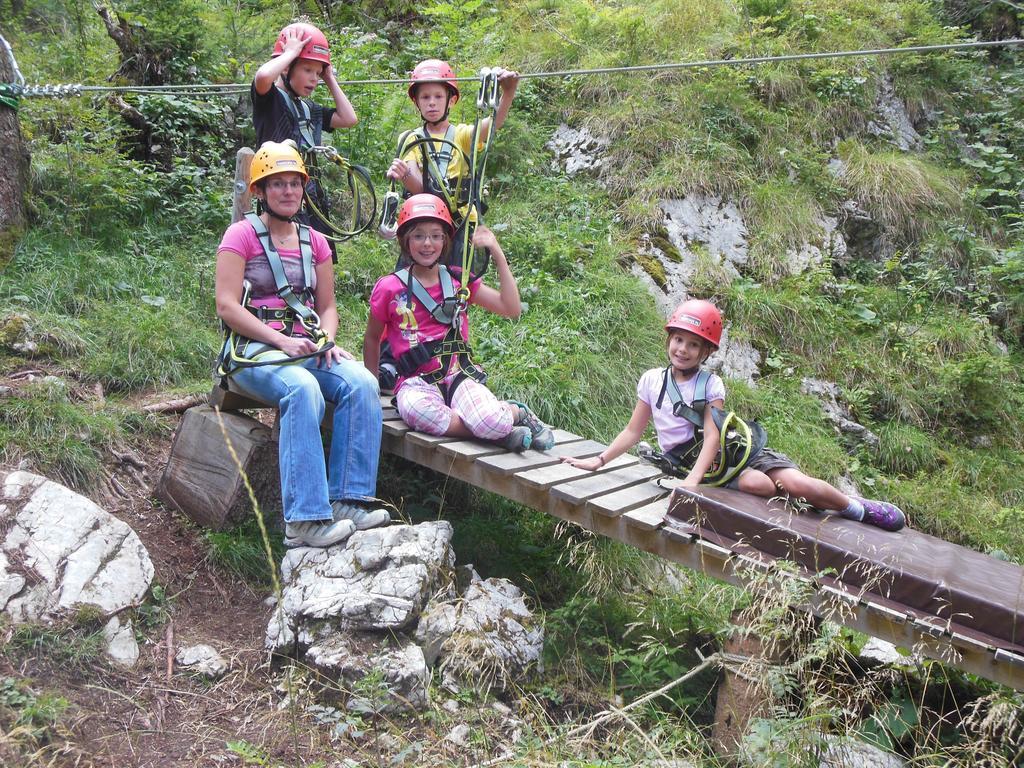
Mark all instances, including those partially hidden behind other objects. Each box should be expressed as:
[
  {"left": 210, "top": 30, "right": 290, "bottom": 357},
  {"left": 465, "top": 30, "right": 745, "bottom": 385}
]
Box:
[
  {"left": 711, "top": 610, "right": 776, "bottom": 761},
  {"left": 157, "top": 405, "right": 281, "bottom": 530}
]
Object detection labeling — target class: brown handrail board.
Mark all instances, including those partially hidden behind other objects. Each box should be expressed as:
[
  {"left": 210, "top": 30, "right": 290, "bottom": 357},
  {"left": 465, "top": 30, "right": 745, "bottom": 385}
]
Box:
[
  {"left": 476, "top": 439, "right": 606, "bottom": 475},
  {"left": 551, "top": 463, "right": 663, "bottom": 504},
  {"left": 517, "top": 453, "right": 639, "bottom": 490},
  {"left": 587, "top": 480, "right": 669, "bottom": 519}
]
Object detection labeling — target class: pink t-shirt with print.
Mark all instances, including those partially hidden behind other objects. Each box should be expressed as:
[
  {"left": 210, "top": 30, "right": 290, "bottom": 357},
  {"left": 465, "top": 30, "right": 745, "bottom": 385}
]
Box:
[
  {"left": 218, "top": 219, "right": 331, "bottom": 334},
  {"left": 636, "top": 367, "right": 726, "bottom": 452},
  {"left": 369, "top": 268, "right": 481, "bottom": 390}
]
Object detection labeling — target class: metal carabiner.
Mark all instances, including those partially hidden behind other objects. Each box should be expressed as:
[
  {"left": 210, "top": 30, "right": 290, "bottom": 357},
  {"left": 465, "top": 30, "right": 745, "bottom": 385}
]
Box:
[
  {"left": 378, "top": 190, "right": 400, "bottom": 240},
  {"left": 476, "top": 68, "right": 500, "bottom": 111}
]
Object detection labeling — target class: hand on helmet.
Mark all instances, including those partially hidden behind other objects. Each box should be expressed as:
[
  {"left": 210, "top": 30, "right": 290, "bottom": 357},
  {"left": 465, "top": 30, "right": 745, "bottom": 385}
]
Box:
[{"left": 281, "top": 29, "right": 309, "bottom": 57}]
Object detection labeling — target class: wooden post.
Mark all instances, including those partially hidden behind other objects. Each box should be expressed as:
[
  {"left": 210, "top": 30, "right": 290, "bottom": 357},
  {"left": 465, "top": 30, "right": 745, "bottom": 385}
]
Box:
[
  {"left": 232, "top": 147, "right": 255, "bottom": 223},
  {"left": 711, "top": 610, "right": 780, "bottom": 761},
  {"left": 157, "top": 405, "right": 281, "bottom": 530}
]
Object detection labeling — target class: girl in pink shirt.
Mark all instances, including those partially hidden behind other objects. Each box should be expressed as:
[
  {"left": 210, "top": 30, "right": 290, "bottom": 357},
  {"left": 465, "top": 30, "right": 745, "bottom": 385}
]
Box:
[{"left": 363, "top": 194, "right": 553, "bottom": 452}]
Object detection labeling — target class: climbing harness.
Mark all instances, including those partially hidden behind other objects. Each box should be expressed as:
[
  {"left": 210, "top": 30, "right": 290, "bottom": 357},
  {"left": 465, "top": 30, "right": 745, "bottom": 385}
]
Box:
[
  {"left": 301, "top": 144, "right": 377, "bottom": 242},
  {"left": 391, "top": 264, "right": 487, "bottom": 403},
  {"left": 216, "top": 211, "right": 334, "bottom": 380},
  {"left": 386, "top": 69, "right": 501, "bottom": 289},
  {"left": 645, "top": 368, "right": 768, "bottom": 487}
]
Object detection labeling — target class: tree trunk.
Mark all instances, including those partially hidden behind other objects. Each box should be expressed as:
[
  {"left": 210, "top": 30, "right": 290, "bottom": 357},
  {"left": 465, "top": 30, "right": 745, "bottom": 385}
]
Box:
[
  {"left": 93, "top": 1, "right": 167, "bottom": 85},
  {"left": 0, "top": 34, "right": 29, "bottom": 265}
]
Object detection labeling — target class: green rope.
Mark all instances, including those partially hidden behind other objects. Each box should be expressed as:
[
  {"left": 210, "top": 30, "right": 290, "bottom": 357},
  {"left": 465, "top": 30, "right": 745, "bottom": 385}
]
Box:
[{"left": 0, "top": 83, "right": 20, "bottom": 111}]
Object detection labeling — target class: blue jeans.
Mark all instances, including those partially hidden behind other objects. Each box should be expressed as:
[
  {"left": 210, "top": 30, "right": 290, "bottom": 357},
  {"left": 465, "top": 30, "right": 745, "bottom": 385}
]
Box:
[{"left": 232, "top": 357, "right": 382, "bottom": 523}]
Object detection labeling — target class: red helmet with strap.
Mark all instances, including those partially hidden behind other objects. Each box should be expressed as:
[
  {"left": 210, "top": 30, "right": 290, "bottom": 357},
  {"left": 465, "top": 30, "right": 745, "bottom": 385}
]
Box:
[
  {"left": 272, "top": 22, "right": 331, "bottom": 66},
  {"left": 408, "top": 59, "right": 460, "bottom": 101},
  {"left": 665, "top": 299, "right": 723, "bottom": 348},
  {"left": 397, "top": 194, "right": 455, "bottom": 236}
]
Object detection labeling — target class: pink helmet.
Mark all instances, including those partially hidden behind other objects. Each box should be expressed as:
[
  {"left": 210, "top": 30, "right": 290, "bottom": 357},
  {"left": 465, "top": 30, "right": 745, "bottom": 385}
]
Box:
[
  {"left": 397, "top": 194, "right": 455, "bottom": 236},
  {"left": 665, "top": 299, "right": 723, "bottom": 348},
  {"left": 272, "top": 22, "right": 331, "bottom": 66},
  {"left": 408, "top": 58, "right": 459, "bottom": 101}
]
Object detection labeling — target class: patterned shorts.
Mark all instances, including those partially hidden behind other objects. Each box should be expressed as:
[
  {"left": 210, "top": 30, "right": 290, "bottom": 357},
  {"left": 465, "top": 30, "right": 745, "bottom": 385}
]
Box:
[{"left": 396, "top": 375, "right": 513, "bottom": 440}]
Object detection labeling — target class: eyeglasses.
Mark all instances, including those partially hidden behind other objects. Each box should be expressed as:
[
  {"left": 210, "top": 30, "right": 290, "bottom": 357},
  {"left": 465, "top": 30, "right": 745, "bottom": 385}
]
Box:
[
  {"left": 266, "top": 179, "right": 305, "bottom": 191},
  {"left": 409, "top": 232, "right": 446, "bottom": 244}
]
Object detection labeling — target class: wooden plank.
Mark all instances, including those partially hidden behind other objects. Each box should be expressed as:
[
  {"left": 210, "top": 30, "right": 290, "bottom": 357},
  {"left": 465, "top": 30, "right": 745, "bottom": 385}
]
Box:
[
  {"left": 588, "top": 480, "right": 668, "bottom": 518},
  {"left": 381, "top": 406, "right": 400, "bottom": 420},
  {"left": 406, "top": 431, "right": 459, "bottom": 448},
  {"left": 476, "top": 439, "right": 606, "bottom": 476},
  {"left": 382, "top": 419, "right": 411, "bottom": 437},
  {"left": 517, "top": 453, "right": 639, "bottom": 490},
  {"left": 550, "top": 429, "right": 585, "bottom": 445},
  {"left": 622, "top": 499, "right": 670, "bottom": 531},
  {"left": 437, "top": 439, "right": 507, "bottom": 459},
  {"left": 551, "top": 463, "right": 662, "bottom": 504}
]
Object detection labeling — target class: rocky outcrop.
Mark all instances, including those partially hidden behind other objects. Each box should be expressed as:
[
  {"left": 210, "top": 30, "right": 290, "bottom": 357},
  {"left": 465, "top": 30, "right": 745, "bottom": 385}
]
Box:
[
  {"left": 267, "top": 523, "right": 543, "bottom": 712},
  {"left": 867, "top": 75, "right": 923, "bottom": 152},
  {"left": 547, "top": 123, "right": 609, "bottom": 176},
  {"left": 0, "top": 471, "right": 154, "bottom": 665},
  {"left": 800, "top": 378, "right": 880, "bottom": 449},
  {"left": 416, "top": 567, "right": 543, "bottom": 692}
]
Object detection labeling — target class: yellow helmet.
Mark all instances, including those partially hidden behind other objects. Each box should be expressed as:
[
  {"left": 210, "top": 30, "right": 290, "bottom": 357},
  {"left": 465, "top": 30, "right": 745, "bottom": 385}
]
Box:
[{"left": 249, "top": 140, "right": 308, "bottom": 193}]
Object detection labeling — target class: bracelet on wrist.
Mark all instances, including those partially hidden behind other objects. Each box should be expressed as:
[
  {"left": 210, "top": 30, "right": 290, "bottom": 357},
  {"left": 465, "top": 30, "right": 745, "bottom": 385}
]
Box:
[{"left": 597, "top": 454, "right": 606, "bottom": 467}]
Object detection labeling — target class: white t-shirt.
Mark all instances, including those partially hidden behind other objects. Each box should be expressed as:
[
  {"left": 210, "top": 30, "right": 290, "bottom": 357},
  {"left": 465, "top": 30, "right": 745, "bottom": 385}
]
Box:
[{"left": 636, "top": 367, "right": 726, "bottom": 452}]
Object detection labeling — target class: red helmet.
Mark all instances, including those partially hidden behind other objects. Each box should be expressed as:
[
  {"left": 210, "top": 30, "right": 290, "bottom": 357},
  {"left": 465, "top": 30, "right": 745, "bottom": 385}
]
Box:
[
  {"left": 665, "top": 299, "right": 723, "bottom": 348},
  {"left": 397, "top": 194, "right": 454, "bottom": 236},
  {"left": 408, "top": 58, "right": 459, "bottom": 101},
  {"left": 272, "top": 22, "right": 331, "bottom": 66}
]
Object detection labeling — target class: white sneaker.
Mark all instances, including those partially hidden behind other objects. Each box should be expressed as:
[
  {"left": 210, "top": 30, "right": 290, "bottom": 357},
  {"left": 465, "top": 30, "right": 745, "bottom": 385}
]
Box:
[
  {"left": 331, "top": 500, "right": 391, "bottom": 531},
  {"left": 284, "top": 518, "right": 356, "bottom": 548}
]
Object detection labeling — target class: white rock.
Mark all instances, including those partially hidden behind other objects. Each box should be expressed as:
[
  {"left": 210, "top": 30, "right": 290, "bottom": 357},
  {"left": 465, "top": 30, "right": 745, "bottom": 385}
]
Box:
[
  {"left": 445, "top": 723, "right": 471, "bottom": 747},
  {"left": 305, "top": 632, "right": 430, "bottom": 713},
  {"left": 176, "top": 643, "right": 229, "bottom": 679},
  {"left": 705, "top": 328, "right": 762, "bottom": 388},
  {"left": 800, "top": 378, "right": 880, "bottom": 449},
  {"left": 269, "top": 522, "right": 455, "bottom": 651},
  {"left": 547, "top": 123, "right": 609, "bottom": 175},
  {"left": 102, "top": 616, "right": 140, "bottom": 668},
  {"left": 416, "top": 577, "right": 543, "bottom": 692},
  {"left": 820, "top": 735, "right": 906, "bottom": 768},
  {"left": 0, "top": 471, "right": 154, "bottom": 624},
  {"left": 860, "top": 637, "right": 918, "bottom": 668}
]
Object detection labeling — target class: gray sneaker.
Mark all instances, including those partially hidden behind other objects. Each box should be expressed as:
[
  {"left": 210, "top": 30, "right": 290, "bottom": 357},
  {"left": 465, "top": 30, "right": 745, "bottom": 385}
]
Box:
[
  {"left": 331, "top": 500, "right": 391, "bottom": 531},
  {"left": 497, "top": 425, "right": 533, "bottom": 453},
  {"left": 508, "top": 400, "right": 555, "bottom": 451},
  {"left": 284, "top": 518, "right": 356, "bottom": 548}
]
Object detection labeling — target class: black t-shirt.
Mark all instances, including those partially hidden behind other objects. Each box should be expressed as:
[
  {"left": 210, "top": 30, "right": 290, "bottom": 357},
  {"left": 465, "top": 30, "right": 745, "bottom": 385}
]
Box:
[{"left": 251, "top": 82, "right": 335, "bottom": 148}]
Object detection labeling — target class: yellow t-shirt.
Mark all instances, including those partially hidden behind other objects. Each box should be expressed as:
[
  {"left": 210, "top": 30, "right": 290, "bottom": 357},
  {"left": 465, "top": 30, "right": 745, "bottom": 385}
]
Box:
[{"left": 400, "top": 123, "right": 485, "bottom": 221}]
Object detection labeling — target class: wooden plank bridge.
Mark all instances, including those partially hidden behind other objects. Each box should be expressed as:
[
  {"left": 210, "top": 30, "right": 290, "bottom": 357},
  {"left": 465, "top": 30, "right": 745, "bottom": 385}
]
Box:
[{"left": 162, "top": 388, "right": 1024, "bottom": 692}]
